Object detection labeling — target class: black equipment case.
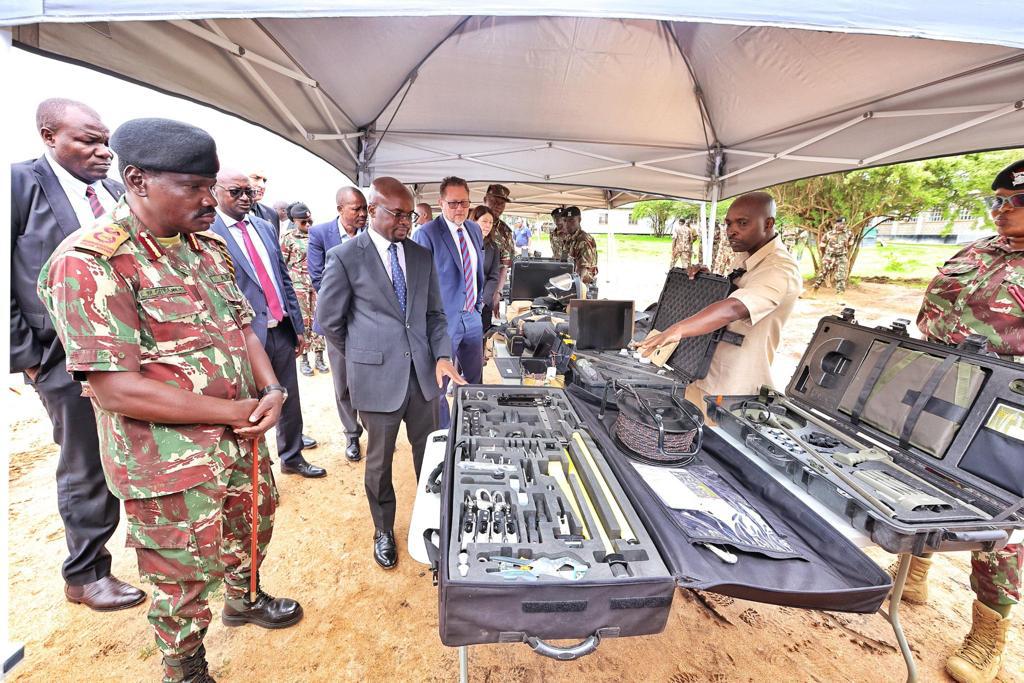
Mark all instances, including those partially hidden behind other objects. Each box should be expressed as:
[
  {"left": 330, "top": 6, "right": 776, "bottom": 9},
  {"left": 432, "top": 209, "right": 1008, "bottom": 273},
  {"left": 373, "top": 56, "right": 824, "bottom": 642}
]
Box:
[
  {"left": 708, "top": 313, "right": 1024, "bottom": 555},
  {"left": 436, "top": 381, "right": 893, "bottom": 654}
]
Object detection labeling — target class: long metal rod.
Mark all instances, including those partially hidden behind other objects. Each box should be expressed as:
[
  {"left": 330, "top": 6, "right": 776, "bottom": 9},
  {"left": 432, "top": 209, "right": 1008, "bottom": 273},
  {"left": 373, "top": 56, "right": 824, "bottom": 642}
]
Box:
[
  {"left": 459, "top": 645, "right": 469, "bottom": 683},
  {"left": 879, "top": 554, "right": 918, "bottom": 683}
]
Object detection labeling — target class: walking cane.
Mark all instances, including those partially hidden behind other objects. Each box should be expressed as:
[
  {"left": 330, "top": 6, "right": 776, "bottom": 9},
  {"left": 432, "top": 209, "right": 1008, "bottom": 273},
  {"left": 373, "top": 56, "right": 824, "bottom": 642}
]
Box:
[{"left": 249, "top": 436, "right": 260, "bottom": 603}]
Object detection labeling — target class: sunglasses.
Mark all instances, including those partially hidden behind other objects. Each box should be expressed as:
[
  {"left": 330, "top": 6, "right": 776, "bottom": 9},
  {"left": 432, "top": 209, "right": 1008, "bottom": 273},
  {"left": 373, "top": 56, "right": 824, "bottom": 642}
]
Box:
[
  {"left": 216, "top": 185, "right": 256, "bottom": 199},
  {"left": 377, "top": 205, "right": 420, "bottom": 224},
  {"left": 984, "top": 194, "right": 1024, "bottom": 211},
  {"left": 444, "top": 200, "right": 471, "bottom": 209}
]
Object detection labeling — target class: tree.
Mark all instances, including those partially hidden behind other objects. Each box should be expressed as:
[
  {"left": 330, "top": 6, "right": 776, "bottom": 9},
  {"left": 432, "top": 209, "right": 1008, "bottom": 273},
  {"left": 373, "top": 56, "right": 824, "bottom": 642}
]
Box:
[
  {"left": 919, "top": 149, "right": 1024, "bottom": 228},
  {"left": 630, "top": 200, "right": 699, "bottom": 237}
]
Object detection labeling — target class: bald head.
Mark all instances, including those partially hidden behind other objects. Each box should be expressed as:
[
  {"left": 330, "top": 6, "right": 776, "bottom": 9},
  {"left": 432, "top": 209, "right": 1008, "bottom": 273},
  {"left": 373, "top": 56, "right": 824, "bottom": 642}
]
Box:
[
  {"left": 336, "top": 185, "right": 364, "bottom": 206},
  {"left": 416, "top": 203, "right": 433, "bottom": 225},
  {"left": 336, "top": 185, "right": 368, "bottom": 234},
  {"left": 37, "top": 98, "right": 112, "bottom": 184},
  {"left": 213, "top": 168, "right": 254, "bottom": 221},
  {"left": 368, "top": 177, "right": 415, "bottom": 242},
  {"left": 724, "top": 191, "right": 778, "bottom": 254},
  {"left": 36, "top": 98, "right": 101, "bottom": 133}
]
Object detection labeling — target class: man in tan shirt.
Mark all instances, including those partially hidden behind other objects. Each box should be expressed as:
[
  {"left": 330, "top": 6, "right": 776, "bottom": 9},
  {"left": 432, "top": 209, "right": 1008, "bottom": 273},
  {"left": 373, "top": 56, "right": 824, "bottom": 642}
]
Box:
[{"left": 638, "top": 192, "right": 801, "bottom": 396}]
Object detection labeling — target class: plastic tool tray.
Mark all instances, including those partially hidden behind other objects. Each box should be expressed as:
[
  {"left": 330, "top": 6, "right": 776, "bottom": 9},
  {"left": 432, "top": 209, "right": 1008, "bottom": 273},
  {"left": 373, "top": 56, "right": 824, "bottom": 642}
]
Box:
[
  {"left": 572, "top": 270, "right": 734, "bottom": 393},
  {"left": 438, "top": 385, "right": 894, "bottom": 652},
  {"left": 708, "top": 313, "right": 1024, "bottom": 555}
]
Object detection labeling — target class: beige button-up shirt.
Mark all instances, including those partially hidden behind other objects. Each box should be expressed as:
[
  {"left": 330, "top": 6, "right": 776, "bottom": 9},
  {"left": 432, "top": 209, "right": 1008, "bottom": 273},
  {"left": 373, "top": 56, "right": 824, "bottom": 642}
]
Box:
[{"left": 695, "top": 235, "right": 802, "bottom": 396}]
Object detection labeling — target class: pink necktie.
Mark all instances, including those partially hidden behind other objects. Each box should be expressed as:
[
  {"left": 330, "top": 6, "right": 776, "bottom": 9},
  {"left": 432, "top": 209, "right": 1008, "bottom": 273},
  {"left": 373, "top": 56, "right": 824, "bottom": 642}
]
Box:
[
  {"left": 236, "top": 221, "right": 284, "bottom": 321},
  {"left": 84, "top": 186, "right": 105, "bottom": 218}
]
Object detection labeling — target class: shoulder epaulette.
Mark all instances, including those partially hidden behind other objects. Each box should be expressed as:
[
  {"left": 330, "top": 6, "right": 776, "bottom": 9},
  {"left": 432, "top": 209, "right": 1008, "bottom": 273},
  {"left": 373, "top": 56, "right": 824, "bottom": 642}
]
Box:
[
  {"left": 72, "top": 221, "right": 131, "bottom": 259},
  {"left": 195, "top": 229, "right": 227, "bottom": 245},
  {"left": 196, "top": 231, "right": 235, "bottom": 275}
]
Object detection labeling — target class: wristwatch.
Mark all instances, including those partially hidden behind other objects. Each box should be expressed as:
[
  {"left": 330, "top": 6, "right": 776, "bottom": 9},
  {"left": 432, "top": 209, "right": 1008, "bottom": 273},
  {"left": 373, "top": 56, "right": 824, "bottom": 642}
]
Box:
[{"left": 259, "top": 384, "right": 289, "bottom": 401}]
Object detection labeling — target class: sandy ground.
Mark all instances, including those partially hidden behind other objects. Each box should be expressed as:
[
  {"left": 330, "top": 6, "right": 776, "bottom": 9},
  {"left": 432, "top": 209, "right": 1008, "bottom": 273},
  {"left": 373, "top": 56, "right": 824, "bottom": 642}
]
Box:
[{"left": 7, "top": 281, "right": 1022, "bottom": 682}]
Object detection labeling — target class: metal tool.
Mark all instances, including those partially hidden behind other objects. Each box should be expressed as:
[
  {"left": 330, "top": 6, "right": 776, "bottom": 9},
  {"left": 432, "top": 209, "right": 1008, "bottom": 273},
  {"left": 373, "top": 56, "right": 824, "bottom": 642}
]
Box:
[
  {"left": 457, "top": 461, "right": 516, "bottom": 476},
  {"left": 564, "top": 449, "right": 614, "bottom": 554},
  {"left": 490, "top": 556, "right": 589, "bottom": 581},
  {"left": 548, "top": 461, "right": 589, "bottom": 540},
  {"left": 571, "top": 432, "right": 638, "bottom": 543}
]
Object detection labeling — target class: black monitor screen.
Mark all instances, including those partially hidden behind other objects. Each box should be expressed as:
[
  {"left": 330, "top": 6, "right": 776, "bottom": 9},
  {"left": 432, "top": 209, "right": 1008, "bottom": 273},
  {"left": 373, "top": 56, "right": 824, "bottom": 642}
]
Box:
[{"left": 510, "top": 260, "right": 574, "bottom": 300}]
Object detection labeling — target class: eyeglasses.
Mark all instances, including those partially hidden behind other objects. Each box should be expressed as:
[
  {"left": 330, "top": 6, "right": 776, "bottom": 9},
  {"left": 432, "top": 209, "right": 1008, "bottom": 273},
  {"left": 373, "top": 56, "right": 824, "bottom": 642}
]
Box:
[
  {"left": 377, "top": 205, "right": 419, "bottom": 224},
  {"left": 444, "top": 200, "right": 471, "bottom": 209},
  {"left": 984, "top": 194, "right": 1024, "bottom": 211},
  {"left": 216, "top": 185, "right": 256, "bottom": 199}
]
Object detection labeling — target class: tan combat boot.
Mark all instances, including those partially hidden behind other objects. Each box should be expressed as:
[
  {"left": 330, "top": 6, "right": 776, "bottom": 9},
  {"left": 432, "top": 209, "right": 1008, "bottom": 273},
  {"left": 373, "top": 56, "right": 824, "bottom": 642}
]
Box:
[
  {"left": 885, "top": 555, "right": 932, "bottom": 604},
  {"left": 945, "top": 600, "right": 1011, "bottom": 683}
]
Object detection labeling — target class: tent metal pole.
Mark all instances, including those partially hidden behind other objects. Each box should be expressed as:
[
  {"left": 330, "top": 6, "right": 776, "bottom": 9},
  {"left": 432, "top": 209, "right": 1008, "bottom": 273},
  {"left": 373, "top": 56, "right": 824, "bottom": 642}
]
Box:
[
  {"left": 707, "top": 182, "right": 720, "bottom": 266},
  {"left": 699, "top": 201, "right": 708, "bottom": 265}
]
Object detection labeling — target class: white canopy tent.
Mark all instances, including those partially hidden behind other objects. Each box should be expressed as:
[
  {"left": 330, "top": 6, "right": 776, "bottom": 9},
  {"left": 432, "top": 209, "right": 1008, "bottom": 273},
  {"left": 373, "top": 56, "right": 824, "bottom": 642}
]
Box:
[{"left": 4, "top": 3, "right": 1024, "bottom": 259}]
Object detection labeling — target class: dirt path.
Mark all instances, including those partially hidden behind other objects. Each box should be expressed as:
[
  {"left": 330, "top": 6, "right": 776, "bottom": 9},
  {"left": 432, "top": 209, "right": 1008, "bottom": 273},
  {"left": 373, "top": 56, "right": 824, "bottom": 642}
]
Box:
[{"left": 7, "top": 283, "right": 1022, "bottom": 682}]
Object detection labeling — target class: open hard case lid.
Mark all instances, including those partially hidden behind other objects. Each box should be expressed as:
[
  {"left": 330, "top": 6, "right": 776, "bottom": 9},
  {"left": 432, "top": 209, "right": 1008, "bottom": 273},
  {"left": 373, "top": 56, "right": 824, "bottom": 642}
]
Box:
[{"left": 785, "top": 312, "right": 1024, "bottom": 515}]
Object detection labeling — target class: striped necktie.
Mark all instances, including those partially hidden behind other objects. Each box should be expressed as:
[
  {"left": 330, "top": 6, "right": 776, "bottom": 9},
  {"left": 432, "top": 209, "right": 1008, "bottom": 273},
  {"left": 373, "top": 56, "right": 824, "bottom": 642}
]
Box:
[
  {"left": 84, "top": 186, "right": 105, "bottom": 218},
  {"left": 456, "top": 227, "right": 475, "bottom": 311}
]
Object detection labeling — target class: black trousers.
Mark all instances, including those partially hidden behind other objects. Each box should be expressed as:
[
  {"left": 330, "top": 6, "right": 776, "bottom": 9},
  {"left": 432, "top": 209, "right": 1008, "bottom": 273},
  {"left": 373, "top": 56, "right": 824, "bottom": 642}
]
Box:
[
  {"left": 31, "top": 364, "right": 119, "bottom": 585},
  {"left": 326, "top": 340, "right": 362, "bottom": 440},
  {"left": 264, "top": 322, "right": 304, "bottom": 466},
  {"left": 359, "top": 368, "right": 437, "bottom": 532}
]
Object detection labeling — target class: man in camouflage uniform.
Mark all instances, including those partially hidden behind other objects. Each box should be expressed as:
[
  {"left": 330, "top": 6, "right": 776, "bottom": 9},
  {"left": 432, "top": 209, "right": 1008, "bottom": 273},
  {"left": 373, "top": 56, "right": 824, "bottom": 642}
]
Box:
[
  {"left": 483, "top": 184, "right": 517, "bottom": 318},
  {"left": 550, "top": 206, "right": 568, "bottom": 260},
  {"left": 279, "top": 202, "right": 328, "bottom": 376},
  {"left": 710, "top": 220, "right": 735, "bottom": 275},
  {"left": 812, "top": 220, "right": 852, "bottom": 294},
  {"left": 894, "top": 159, "right": 1024, "bottom": 683},
  {"left": 669, "top": 220, "right": 699, "bottom": 269},
  {"left": 560, "top": 206, "right": 599, "bottom": 286},
  {"left": 37, "top": 118, "right": 302, "bottom": 683},
  {"left": 780, "top": 224, "right": 806, "bottom": 261}
]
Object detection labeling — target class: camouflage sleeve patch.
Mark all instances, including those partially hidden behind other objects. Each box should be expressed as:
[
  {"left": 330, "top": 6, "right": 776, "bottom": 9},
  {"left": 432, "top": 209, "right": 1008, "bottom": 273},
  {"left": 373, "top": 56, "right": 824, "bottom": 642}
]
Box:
[
  {"left": 72, "top": 222, "right": 131, "bottom": 259},
  {"left": 39, "top": 250, "right": 142, "bottom": 377}
]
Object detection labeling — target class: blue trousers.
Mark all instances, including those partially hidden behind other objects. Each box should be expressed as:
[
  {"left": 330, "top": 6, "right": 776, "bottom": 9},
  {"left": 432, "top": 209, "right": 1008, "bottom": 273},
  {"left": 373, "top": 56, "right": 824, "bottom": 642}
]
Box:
[{"left": 438, "top": 310, "right": 483, "bottom": 428}]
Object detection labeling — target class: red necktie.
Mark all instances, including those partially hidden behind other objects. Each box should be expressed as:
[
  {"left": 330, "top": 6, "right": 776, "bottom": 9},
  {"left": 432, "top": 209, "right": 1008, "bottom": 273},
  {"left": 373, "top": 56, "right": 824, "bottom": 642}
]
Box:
[
  {"left": 236, "top": 221, "right": 285, "bottom": 321},
  {"left": 84, "top": 186, "right": 105, "bottom": 218}
]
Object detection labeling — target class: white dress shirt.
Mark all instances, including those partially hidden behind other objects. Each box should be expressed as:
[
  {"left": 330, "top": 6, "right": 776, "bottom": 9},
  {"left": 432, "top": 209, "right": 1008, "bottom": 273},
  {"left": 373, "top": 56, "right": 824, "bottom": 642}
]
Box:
[
  {"left": 337, "top": 217, "right": 361, "bottom": 246},
  {"left": 443, "top": 215, "right": 478, "bottom": 307},
  {"left": 44, "top": 151, "right": 116, "bottom": 227},
  {"left": 368, "top": 227, "right": 406, "bottom": 284},
  {"left": 217, "top": 210, "right": 286, "bottom": 306}
]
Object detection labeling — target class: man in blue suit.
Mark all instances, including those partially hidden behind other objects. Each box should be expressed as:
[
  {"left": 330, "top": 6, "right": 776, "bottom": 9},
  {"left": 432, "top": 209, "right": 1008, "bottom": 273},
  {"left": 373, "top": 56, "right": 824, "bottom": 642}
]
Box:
[
  {"left": 412, "top": 176, "right": 484, "bottom": 428},
  {"left": 211, "top": 169, "right": 326, "bottom": 478},
  {"left": 308, "top": 186, "right": 367, "bottom": 462}
]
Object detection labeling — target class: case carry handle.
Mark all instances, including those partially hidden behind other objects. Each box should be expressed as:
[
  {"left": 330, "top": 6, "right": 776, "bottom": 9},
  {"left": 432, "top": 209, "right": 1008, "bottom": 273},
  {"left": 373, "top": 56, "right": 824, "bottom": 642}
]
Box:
[
  {"left": 941, "top": 529, "right": 1009, "bottom": 549},
  {"left": 525, "top": 634, "right": 601, "bottom": 660}
]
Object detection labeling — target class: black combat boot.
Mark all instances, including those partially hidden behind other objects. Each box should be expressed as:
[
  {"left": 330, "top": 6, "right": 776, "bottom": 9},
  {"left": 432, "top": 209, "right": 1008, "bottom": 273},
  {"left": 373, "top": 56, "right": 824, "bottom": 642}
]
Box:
[
  {"left": 314, "top": 351, "right": 330, "bottom": 373},
  {"left": 163, "top": 644, "right": 216, "bottom": 683},
  {"left": 222, "top": 577, "right": 303, "bottom": 629},
  {"left": 298, "top": 353, "right": 313, "bottom": 376}
]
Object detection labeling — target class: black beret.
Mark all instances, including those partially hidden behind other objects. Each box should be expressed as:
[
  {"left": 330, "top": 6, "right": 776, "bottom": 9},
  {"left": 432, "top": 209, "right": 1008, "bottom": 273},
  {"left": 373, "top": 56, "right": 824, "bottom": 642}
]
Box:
[
  {"left": 564, "top": 206, "right": 581, "bottom": 218},
  {"left": 551, "top": 207, "right": 566, "bottom": 218},
  {"left": 111, "top": 118, "right": 219, "bottom": 177},
  {"left": 992, "top": 159, "right": 1024, "bottom": 191},
  {"left": 288, "top": 202, "right": 311, "bottom": 220}
]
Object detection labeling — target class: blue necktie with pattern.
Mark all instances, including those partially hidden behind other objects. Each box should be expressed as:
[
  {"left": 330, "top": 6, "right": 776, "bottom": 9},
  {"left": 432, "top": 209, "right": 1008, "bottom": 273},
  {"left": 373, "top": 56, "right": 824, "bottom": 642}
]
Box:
[{"left": 389, "top": 243, "right": 407, "bottom": 314}]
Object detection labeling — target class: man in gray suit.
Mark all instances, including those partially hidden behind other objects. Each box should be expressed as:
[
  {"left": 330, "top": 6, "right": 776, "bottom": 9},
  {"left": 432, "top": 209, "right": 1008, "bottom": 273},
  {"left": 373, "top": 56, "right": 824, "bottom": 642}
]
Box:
[
  {"left": 318, "top": 177, "right": 464, "bottom": 569},
  {"left": 11, "top": 98, "right": 145, "bottom": 610}
]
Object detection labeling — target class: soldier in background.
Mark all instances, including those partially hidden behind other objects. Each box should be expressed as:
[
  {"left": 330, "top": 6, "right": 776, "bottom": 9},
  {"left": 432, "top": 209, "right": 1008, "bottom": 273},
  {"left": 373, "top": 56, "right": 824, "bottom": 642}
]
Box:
[
  {"left": 898, "top": 158, "right": 1024, "bottom": 683},
  {"left": 483, "top": 184, "right": 516, "bottom": 320},
  {"left": 280, "top": 202, "right": 328, "bottom": 376},
  {"left": 38, "top": 118, "right": 302, "bottom": 683},
  {"left": 560, "top": 206, "right": 599, "bottom": 286},
  {"left": 781, "top": 224, "right": 806, "bottom": 261},
  {"left": 669, "top": 219, "right": 698, "bottom": 269},
  {"left": 813, "top": 219, "right": 852, "bottom": 294},
  {"left": 711, "top": 220, "right": 734, "bottom": 275},
  {"left": 550, "top": 206, "right": 568, "bottom": 260}
]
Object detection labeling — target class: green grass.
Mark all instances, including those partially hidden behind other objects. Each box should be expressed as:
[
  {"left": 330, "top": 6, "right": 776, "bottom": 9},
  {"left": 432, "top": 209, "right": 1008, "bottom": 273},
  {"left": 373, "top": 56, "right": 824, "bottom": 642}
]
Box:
[{"left": 575, "top": 234, "right": 962, "bottom": 282}]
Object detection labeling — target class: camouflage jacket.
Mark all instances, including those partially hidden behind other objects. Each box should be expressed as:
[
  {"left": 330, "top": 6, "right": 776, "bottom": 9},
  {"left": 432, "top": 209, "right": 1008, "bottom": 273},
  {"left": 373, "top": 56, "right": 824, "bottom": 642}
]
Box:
[
  {"left": 917, "top": 235, "right": 1024, "bottom": 362},
  {"left": 491, "top": 218, "right": 516, "bottom": 266},
  {"left": 280, "top": 228, "right": 312, "bottom": 290},
  {"left": 822, "top": 227, "right": 851, "bottom": 257},
  {"left": 564, "top": 229, "right": 599, "bottom": 284},
  {"left": 671, "top": 224, "right": 698, "bottom": 250},
  {"left": 551, "top": 230, "right": 567, "bottom": 260},
  {"left": 37, "top": 198, "right": 260, "bottom": 500}
]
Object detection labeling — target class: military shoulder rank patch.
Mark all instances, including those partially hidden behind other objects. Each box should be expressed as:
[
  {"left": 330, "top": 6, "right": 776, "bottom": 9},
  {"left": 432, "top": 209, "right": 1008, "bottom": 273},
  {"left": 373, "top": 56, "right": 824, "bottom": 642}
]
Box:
[{"left": 73, "top": 222, "right": 131, "bottom": 258}]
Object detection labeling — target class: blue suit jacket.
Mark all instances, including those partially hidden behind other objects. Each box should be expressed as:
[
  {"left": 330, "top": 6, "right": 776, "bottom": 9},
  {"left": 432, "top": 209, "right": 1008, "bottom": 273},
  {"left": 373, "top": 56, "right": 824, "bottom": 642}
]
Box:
[
  {"left": 308, "top": 218, "right": 363, "bottom": 335},
  {"left": 411, "top": 217, "right": 485, "bottom": 337},
  {"left": 210, "top": 214, "right": 304, "bottom": 347}
]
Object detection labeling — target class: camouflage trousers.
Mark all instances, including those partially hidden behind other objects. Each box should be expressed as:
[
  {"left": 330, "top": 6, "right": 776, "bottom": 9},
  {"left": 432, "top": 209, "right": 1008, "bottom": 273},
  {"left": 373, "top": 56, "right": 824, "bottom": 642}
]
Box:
[
  {"left": 124, "top": 442, "right": 278, "bottom": 660},
  {"left": 295, "top": 287, "right": 325, "bottom": 354},
  {"left": 970, "top": 543, "right": 1022, "bottom": 608},
  {"left": 814, "top": 254, "right": 849, "bottom": 293},
  {"left": 669, "top": 244, "right": 693, "bottom": 269}
]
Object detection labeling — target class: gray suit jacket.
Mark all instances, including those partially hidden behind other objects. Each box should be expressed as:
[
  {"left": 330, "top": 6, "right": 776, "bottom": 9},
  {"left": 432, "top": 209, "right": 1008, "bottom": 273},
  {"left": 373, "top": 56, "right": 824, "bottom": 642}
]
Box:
[
  {"left": 10, "top": 156, "right": 125, "bottom": 375},
  {"left": 316, "top": 230, "right": 451, "bottom": 413}
]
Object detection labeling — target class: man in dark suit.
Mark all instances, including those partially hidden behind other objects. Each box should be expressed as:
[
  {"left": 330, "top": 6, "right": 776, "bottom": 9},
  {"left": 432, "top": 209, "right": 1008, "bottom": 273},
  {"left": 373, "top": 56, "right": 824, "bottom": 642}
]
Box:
[
  {"left": 11, "top": 97, "right": 145, "bottom": 610},
  {"left": 247, "top": 170, "right": 281, "bottom": 236},
  {"left": 317, "top": 177, "right": 464, "bottom": 569},
  {"left": 211, "top": 169, "right": 326, "bottom": 478},
  {"left": 308, "top": 186, "right": 368, "bottom": 462},
  {"left": 412, "top": 176, "right": 484, "bottom": 429}
]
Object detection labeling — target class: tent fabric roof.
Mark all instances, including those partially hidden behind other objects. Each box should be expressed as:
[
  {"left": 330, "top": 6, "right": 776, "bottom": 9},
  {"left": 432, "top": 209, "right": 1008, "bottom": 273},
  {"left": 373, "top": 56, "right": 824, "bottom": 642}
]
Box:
[{"left": 7, "top": 6, "right": 1024, "bottom": 202}]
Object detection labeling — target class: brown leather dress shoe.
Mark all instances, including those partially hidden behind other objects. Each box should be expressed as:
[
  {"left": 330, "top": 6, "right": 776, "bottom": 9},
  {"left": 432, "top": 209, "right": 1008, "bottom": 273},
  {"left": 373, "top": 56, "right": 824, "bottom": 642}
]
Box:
[{"left": 65, "top": 575, "right": 146, "bottom": 611}]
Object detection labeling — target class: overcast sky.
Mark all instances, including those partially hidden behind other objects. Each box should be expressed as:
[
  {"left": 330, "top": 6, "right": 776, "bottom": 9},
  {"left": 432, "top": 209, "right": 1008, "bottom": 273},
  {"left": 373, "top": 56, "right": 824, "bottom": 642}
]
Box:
[{"left": 6, "top": 48, "right": 353, "bottom": 222}]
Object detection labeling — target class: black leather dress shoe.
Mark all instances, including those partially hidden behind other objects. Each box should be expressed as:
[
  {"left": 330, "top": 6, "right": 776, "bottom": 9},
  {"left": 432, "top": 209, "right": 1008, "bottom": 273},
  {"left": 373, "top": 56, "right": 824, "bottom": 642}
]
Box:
[
  {"left": 301, "top": 434, "right": 318, "bottom": 449},
  {"left": 222, "top": 588, "right": 303, "bottom": 629},
  {"left": 346, "top": 437, "right": 362, "bottom": 462},
  {"left": 65, "top": 575, "right": 146, "bottom": 612},
  {"left": 373, "top": 530, "right": 397, "bottom": 569},
  {"left": 280, "top": 458, "right": 327, "bottom": 478}
]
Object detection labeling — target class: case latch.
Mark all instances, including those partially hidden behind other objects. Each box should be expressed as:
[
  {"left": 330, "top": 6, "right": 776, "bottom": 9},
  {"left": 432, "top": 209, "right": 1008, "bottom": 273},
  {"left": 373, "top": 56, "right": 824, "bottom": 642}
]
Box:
[
  {"left": 889, "top": 318, "right": 911, "bottom": 336},
  {"left": 840, "top": 307, "right": 856, "bottom": 322},
  {"left": 956, "top": 333, "right": 989, "bottom": 356}
]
